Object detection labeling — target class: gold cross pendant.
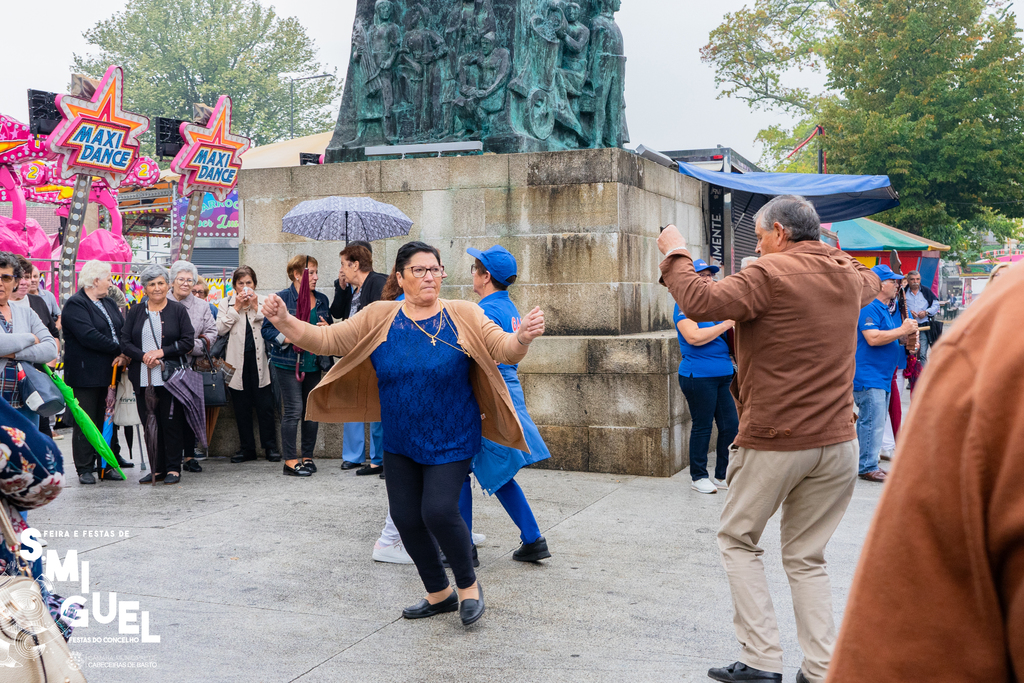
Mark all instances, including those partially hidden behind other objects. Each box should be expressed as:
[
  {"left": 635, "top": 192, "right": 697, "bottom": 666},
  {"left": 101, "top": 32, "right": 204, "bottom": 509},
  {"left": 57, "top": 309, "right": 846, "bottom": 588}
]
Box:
[{"left": 430, "top": 338, "right": 437, "bottom": 346}]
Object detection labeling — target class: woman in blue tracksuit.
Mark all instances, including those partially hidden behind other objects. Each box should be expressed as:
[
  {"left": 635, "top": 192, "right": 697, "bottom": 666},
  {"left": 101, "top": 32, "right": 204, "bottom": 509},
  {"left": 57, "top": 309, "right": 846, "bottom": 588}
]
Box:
[{"left": 460, "top": 246, "right": 551, "bottom": 563}]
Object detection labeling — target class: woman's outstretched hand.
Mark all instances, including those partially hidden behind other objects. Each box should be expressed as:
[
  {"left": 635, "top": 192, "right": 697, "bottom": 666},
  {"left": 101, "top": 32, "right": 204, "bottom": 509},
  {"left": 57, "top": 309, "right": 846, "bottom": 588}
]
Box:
[
  {"left": 262, "top": 294, "right": 291, "bottom": 326},
  {"left": 517, "top": 307, "right": 545, "bottom": 345}
]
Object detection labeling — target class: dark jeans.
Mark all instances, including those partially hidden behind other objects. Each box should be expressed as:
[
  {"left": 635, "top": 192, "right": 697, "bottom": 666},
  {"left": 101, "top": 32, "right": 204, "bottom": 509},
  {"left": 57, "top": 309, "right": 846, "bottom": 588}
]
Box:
[
  {"left": 277, "top": 368, "right": 321, "bottom": 460},
  {"left": 679, "top": 373, "right": 739, "bottom": 481},
  {"left": 135, "top": 385, "right": 186, "bottom": 475},
  {"left": 231, "top": 370, "right": 278, "bottom": 457},
  {"left": 384, "top": 451, "right": 475, "bottom": 593},
  {"left": 70, "top": 386, "right": 107, "bottom": 474}
]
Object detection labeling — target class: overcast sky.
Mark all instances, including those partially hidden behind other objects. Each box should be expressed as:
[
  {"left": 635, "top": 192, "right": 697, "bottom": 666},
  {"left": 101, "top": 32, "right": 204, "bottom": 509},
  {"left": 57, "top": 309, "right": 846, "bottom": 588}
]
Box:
[{"left": 3, "top": 1, "right": 1023, "bottom": 166}]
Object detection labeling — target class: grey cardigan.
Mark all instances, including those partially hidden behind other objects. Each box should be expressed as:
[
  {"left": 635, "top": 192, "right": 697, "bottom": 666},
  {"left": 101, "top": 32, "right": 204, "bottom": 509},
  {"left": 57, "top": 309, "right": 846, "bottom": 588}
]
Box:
[{"left": 0, "top": 305, "right": 59, "bottom": 371}]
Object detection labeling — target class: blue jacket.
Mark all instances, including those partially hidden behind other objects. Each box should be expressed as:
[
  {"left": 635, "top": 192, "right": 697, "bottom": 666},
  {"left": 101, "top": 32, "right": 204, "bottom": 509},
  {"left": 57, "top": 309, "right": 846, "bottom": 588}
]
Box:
[{"left": 261, "top": 285, "right": 334, "bottom": 371}]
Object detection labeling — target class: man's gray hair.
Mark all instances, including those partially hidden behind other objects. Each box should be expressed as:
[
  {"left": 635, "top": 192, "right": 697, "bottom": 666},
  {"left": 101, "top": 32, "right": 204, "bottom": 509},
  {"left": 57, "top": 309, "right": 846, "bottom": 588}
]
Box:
[
  {"left": 79, "top": 260, "right": 112, "bottom": 290},
  {"left": 907, "top": 270, "right": 921, "bottom": 278},
  {"left": 755, "top": 195, "right": 821, "bottom": 243},
  {"left": 169, "top": 260, "right": 198, "bottom": 285},
  {"left": 139, "top": 265, "right": 170, "bottom": 287}
]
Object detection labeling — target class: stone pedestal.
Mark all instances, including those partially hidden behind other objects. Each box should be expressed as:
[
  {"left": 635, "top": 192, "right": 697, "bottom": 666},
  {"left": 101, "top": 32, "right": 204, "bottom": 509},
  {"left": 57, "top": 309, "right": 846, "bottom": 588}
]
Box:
[{"left": 237, "top": 148, "right": 707, "bottom": 474}]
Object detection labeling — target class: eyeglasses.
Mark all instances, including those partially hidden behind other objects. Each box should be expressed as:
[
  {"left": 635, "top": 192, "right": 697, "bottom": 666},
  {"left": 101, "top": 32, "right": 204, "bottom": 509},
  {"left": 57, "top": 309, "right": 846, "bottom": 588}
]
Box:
[
  {"left": 404, "top": 266, "right": 446, "bottom": 279},
  {"left": 470, "top": 264, "right": 485, "bottom": 275},
  {"left": 0, "top": 275, "right": 14, "bottom": 283},
  {"left": 174, "top": 277, "right": 195, "bottom": 285}
]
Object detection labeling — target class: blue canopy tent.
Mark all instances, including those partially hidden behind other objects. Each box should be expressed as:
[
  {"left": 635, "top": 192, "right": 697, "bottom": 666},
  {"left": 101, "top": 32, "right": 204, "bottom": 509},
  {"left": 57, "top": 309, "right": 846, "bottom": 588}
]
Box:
[{"left": 675, "top": 161, "right": 900, "bottom": 272}]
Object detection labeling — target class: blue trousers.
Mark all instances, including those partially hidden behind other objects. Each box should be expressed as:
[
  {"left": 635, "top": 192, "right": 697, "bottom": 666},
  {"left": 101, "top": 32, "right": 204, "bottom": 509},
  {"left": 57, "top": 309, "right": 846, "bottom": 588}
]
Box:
[
  {"left": 343, "top": 422, "right": 383, "bottom": 465},
  {"left": 459, "top": 476, "right": 542, "bottom": 544},
  {"left": 854, "top": 388, "right": 889, "bottom": 474},
  {"left": 678, "top": 374, "right": 739, "bottom": 481}
]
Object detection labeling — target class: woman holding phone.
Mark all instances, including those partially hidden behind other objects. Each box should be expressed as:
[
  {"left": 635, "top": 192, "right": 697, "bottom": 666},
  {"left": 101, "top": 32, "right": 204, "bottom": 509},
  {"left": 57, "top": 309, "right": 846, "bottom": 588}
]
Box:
[{"left": 219, "top": 266, "right": 281, "bottom": 464}]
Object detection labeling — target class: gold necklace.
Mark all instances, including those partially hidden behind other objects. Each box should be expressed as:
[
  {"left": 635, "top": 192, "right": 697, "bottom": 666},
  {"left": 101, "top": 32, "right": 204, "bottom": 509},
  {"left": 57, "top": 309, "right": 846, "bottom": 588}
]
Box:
[{"left": 404, "top": 303, "right": 470, "bottom": 357}]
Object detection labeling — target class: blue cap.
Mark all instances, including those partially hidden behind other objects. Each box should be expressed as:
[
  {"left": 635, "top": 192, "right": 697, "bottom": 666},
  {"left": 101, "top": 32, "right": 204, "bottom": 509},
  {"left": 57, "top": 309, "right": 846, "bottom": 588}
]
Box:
[
  {"left": 871, "top": 265, "right": 904, "bottom": 281},
  {"left": 467, "top": 245, "right": 518, "bottom": 286},
  {"left": 693, "top": 259, "right": 720, "bottom": 274}
]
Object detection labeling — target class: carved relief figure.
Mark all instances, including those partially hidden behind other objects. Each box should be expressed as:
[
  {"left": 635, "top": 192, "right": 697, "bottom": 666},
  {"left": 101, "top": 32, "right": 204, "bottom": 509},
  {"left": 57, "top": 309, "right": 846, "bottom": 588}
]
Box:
[
  {"left": 440, "top": 0, "right": 496, "bottom": 136},
  {"left": 345, "top": 0, "right": 403, "bottom": 147},
  {"left": 397, "top": 5, "right": 447, "bottom": 136},
  {"left": 585, "top": 0, "right": 628, "bottom": 149},
  {"left": 454, "top": 31, "right": 511, "bottom": 136},
  {"left": 560, "top": 2, "right": 589, "bottom": 114}
]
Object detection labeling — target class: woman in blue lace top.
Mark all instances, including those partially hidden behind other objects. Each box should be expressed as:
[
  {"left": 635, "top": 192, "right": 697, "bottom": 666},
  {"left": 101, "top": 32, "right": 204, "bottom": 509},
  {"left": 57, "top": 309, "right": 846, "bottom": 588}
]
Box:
[{"left": 262, "top": 241, "right": 546, "bottom": 628}]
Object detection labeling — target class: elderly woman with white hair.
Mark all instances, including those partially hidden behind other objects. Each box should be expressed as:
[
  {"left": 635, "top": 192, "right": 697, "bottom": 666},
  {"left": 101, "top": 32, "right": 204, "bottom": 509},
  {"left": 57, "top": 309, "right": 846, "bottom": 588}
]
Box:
[
  {"left": 62, "top": 260, "right": 132, "bottom": 484},
  {"left": 168, "top": 260, "right": 217, "bottom": 472},
  {"left": 122, "top": 265, "right": 195, "bottom": 485}
]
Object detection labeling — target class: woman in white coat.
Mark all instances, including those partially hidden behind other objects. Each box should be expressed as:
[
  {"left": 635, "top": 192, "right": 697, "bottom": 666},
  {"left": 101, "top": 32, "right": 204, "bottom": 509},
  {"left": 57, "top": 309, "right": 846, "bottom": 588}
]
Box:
[{"left": 218, "top": 266, "right": 281, "bottom": 463}]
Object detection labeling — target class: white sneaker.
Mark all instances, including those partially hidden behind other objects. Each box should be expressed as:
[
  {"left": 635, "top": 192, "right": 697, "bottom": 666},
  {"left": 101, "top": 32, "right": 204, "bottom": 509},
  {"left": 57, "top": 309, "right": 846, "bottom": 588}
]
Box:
[
  {"left": 471, "top": 532, "right": 486, "bottom": 544},
  {"left": 879, "top": 449, "right": 894, "bottom": 462},
  {"left": 691, "top": 478, "right": 718, "bottom": 494},
  {"left": 713, "top": 478, "right": 728, "bottom": 490},
  {"left": 372, "top": 540, "right": 414, "bottom": 564}
]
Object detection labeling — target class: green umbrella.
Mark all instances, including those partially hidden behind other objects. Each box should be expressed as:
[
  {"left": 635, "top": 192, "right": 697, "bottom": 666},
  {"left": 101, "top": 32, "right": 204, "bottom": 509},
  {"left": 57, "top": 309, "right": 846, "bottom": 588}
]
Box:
[{"left": 43, "top": 366, "right": 125, "bottom": 480}]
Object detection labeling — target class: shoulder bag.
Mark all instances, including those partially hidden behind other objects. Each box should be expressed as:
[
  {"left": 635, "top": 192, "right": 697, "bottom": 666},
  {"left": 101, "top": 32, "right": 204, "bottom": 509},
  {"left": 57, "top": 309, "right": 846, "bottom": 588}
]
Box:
[
  {"left": 0, "top": 500, "right": 87, "bottom": 683},
  {"left": 113, "top": 372, "right": 141, "bottom": 426},
  {"left": 196, "top": 340, "right": 228, "bottom": 408},
  {"left": 17, "top": 363, "right": 65, "bottom": 417}
]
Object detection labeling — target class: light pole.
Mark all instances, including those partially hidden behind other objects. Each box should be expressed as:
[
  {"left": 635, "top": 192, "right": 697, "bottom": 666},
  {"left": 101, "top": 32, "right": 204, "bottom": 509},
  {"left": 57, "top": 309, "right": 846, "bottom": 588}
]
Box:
[{"left": 282, "top": 73, "right": 332, "bottom": 139}]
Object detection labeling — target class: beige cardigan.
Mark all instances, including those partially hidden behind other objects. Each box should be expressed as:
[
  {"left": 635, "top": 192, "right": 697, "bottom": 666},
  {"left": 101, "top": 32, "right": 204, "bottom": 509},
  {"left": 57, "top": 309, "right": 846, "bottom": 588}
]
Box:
[
  {"left": 294, "top": 299, "right": 530, "bottom": 452},
  {"left": 216, "top": 294, "right": 271, "bottom": 390}
]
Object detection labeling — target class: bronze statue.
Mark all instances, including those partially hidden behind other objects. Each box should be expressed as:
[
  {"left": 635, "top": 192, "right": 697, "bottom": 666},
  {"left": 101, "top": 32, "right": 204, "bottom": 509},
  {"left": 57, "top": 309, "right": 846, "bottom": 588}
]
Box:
[
  {"left": 454, "top": 31, "right": 511, "bottom": 136},
  {"left": 585, "top": 0, "right": 628, "bottom": 149},
  {"left": 397, "top": 4, "right": 447, "bottom": 136},
  {"left": 345, "top": 0, "right": 403, "bottom": 147}
]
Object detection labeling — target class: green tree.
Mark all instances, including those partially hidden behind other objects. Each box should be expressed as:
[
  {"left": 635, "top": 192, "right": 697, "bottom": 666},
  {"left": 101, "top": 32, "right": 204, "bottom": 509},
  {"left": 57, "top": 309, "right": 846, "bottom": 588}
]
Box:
[
  {"left": 703, "top": 0, "right": 1024, "bottom": 258},
  {"left": 73, "top": 0, "right": 342, "bottom": 154}
]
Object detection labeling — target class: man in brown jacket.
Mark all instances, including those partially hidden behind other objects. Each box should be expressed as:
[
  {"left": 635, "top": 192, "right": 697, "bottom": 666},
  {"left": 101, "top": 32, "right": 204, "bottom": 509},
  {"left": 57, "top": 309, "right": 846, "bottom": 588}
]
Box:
[
  {"left": 658, "top": 195, "right": 879, "bottom": 683},
  {"left": 827, "top": 263, "right": 1024, "bottom": 681}
]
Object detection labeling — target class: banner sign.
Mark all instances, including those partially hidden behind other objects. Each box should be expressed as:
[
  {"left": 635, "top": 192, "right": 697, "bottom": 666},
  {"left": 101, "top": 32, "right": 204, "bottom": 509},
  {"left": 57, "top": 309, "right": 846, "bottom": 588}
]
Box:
[
  {"left": 48, "top": 66, "right": 149, "bottom": 188},
  {"left": 172, "top": 189, "right": 240, "bottom": 239},
  {"left": 709, "top": 185, "right": 725, "bottom": 267},
  {"left": 170, "top": 96, "right": 250, "bottom": 202}
]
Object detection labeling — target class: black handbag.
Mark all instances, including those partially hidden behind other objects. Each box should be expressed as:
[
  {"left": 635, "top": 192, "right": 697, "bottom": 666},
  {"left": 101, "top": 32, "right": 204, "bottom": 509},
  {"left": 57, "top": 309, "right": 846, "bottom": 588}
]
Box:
[
  {"left": 17, "top": 363, "right": 65, "bottom": 417},
  {"left": 197, "top": 342, "right": 227, "bottom": 407},
  {"left": 210, "top": 334, "right": 229, "bottom": 359}
]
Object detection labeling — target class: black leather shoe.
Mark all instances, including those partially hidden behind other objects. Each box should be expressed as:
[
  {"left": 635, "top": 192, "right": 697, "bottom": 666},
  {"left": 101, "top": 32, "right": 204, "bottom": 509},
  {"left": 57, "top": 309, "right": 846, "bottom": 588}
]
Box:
[
  {"left": 402, "top": 591, "right": 458, "bottom": 619},
  {"left": 139, "top": 473, "right": 166, "bottom": 484},
  {"left": 441, "top": 544, "right": 479, "bottom": 569},
  {"left": 303, "top": 459, "right": 317, "bottom": 473},
  {"left": 78, "top": 472, "right": 96, "bottom": 485},
  {"left": 283, "top": 463, "right": 312, "bottom": 477},
  {"left": 796, "top": 672, "right": 810, "bottom": 683},
  {"left": 513, "top": 536, "right": 551, "bottom": 562},
  {"left": 115, "top": 457, "right": 135, "bottom": 469},
  {"left": 341, "top": 460, "right": 362, "bottom": 470},
  {"left": 265, "top": 451, "right": 282, "bottom": 463},
  {"left": 708, "top": 662, "right": 782, "bottom": 682},
  {"left": 459, "top": 584, "right": 484, "bottom": 626},
  {"left": 357, "top": 464, "right": 382, "bottom": 476},
  {"left": 231, "top": 452, "right": 258, "bottom": 463},
  {"left": 182, "top": 459, "right": 203, "bottom": 473},
  {"left": 99, "top": 467, "right": 124, "bottom": 481},
  {"left": 163, "top": 473, "right": 181, "bottom": 485}
]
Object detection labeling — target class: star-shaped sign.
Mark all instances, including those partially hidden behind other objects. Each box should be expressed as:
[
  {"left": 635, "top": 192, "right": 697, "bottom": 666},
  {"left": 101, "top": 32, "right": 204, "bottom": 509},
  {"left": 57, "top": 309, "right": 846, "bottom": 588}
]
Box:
[
  {"left": 170, "top": 96, "right": 250, "bottom": 202},
  {"left": 48, "top": 65, "right": 150, "bottom": 189}
]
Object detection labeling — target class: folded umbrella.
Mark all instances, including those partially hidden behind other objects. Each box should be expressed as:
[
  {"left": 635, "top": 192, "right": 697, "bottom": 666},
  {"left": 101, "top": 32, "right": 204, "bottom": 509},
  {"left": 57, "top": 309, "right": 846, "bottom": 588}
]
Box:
[
  {"left": 101, "top": 367, "right": 117, "bottom": 445},
  {"left": 163, "top": 365, "right": 208, "bottom": 450},
  {"left": 292, "top": 264, "right": 312, "bottom": 382},
  {"left": 142, "top": 367, "right": 159, "bottom": 484},
  {"left": 42, "top": 365, "right": 125, "bottom": 480}
]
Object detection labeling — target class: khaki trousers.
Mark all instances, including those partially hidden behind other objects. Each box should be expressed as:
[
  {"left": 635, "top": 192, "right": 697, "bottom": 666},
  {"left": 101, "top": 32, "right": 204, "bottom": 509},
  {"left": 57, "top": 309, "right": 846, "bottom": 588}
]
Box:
[{"left": 718, "top": 440, "right": 858, "bottom": 682}]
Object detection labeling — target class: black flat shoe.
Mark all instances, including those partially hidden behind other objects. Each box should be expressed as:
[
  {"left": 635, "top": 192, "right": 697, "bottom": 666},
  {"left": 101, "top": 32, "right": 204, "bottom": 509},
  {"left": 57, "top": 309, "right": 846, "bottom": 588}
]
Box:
[
  {"left": 402, "top": 591, "right": 458, "bottom": 619},
  {"left": 99, "top": 467, "right": 124, "bottom": 481},
  {"left": 115, "top": 458, "right": 135, "bottom": 469},
  {"left": 341, "top": 460, "right": 362, "bottom": 470},
  {"left": 78, "top": 472, "right": 96, "bottom": 485},
  {"left": 513, "top": 536, "right": 551, "bottom": 562},
  {"left": 459, "top": 584, "right": 484, "bottom": 626},
  {"left": 139, "top": 473, "right": 166, "bottom": 484},
  {"left": 265, "top": 451, "right": 282, "bottom": 462},
  {"left": 231, "top": 452, "right": 258, "bottom": 463},
  {"left": 441, "top": 544, "right": 479, "bottom": 569},
  {"left": 163, "top": 473, "right": 181, "bottom": 485},
  {"left": 356, "top": 464, "right": 383, "bottom": 476},
  {"left": 303, "top": 459, "right": 317, "bottom": 473},
  {"left": 182, "top": 459, "right": 203, "bottom": 473},
  {"left": 708, "top": 662, "right": 782, "bottom": 682},
  {"left": 283, "top": 463, "right": 312, "bottom": 477}
]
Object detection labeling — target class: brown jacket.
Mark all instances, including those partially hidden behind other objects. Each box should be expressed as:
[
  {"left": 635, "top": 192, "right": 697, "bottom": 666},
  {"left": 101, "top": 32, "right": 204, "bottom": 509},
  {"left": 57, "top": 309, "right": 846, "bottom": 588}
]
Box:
[
  {"left": 828, "top": 264, "right": 1024, "bottom": 682},
  {"left": 660, "top": 241, "right": 879, "bottom": 451},
  {"left": 294, "top": 299, "right": 530, "bottom": 452}
]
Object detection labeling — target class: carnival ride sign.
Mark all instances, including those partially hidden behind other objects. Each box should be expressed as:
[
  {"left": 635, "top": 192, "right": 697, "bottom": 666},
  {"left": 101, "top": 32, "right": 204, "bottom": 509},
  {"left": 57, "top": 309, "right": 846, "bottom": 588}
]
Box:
[
  {"left": 170, "top": 96, "right": 249, "bottom": 202},
  {"left": 48, "top": 65, "right": 149, "bottom": 188}
]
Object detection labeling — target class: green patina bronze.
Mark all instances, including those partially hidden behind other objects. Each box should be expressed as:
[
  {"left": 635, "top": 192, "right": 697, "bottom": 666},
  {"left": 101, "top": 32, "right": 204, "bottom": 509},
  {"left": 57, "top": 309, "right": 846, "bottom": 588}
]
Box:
[{"left": 326, "top": 0, "right": 628, "bottom": 161}]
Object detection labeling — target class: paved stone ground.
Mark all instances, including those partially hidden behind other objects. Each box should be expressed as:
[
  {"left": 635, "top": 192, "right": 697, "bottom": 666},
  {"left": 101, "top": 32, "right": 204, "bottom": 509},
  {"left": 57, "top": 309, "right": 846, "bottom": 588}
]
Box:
[{"left": 30, "top": 433, "right": 884, "bottom": 683}]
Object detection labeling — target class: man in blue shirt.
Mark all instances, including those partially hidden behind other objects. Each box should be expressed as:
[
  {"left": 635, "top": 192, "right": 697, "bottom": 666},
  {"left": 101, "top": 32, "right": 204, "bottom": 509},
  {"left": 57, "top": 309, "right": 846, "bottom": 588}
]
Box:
[{"left": 854, "top": 265, "right": 918, "bottom": 482}]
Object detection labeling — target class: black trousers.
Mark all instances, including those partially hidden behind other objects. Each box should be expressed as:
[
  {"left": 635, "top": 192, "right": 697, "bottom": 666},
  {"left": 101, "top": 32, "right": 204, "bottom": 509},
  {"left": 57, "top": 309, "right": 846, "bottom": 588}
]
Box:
[
  {"left": 135, "top": 386, "right": 186, "bottom": 475},
  {"left": 230, "top": 367, "right": 277, "bottom": 456},
  {"left": 70, "top": 386, "right": 106, "bottom": 474},
  {"left": 384, "top": 451, "right": 475, "bottom": 593}
]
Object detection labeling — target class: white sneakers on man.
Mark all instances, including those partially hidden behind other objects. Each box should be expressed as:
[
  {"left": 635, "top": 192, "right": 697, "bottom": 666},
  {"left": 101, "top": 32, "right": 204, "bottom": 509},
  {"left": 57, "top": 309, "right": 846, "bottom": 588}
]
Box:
[
  {"left": 691, "top": 478, "right": 718, "bottom": 494},
  {"left": 372, "top": 540, "right": 413, "bottom": 564},
  {"left": 471, "top": 532, "right": 486, "bottom": 544},
  {"left": 713, "top": 478, "right": 729, "bottom": 490}
]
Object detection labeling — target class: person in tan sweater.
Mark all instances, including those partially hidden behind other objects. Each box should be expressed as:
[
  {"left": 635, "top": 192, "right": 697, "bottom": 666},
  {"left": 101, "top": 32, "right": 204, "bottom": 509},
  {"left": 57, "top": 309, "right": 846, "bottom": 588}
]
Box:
[
  {"left": 659, "top": 195, "right": 879, "bottom": 683},
  {"left": 828, "top": 262, "right": 1024, "bottom": 681}
]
